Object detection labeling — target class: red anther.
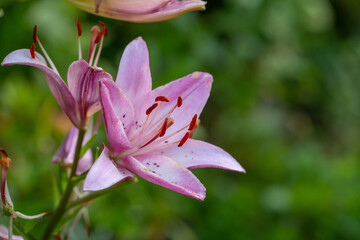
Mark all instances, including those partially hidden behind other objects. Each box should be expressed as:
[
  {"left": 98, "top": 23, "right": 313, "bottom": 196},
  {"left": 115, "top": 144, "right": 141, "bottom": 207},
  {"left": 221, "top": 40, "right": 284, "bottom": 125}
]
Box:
[
  {"left": 155, "top": 96, "right": 170, "bottom": 102},
  {"left": 95, "top": 31, "right": 103, "bottom": 44},
  {"left": 188, "top": 114, "right": 198, "bottom": 131},
  {"left": 103, "top": 26, "right": 108, "bottom": 37},
  {"left": 0, "top": 148, "right": 8, "bottom": 157},
  {"left": 33, "top": 25, "right": 37, "bottom": 43},
  {"left": 178, "top": 132, "right": 190, "bottom": 147},
  {"left": 98, "top": 21, "right": 108, "bottom": 37},
  {"left": 77, "top": 18, "right": 82, "bottom": 37},
  {"left": 189, "top": 119, "right": 200, "bottom": 137},
  {"left": 146, "top": 103, "right": 158, "bottom": 115},
  {"left": 30, "top": 44, "right": 36, "bottom": 59},
  {"left": 160, "top": 118, "right": 168, "bottom": 137},
  {"left": 98, "top": 21, "right": 105, "bottom": 27},
  {"left": 177, "top": 96, "right": 182, "bottom": 107}
]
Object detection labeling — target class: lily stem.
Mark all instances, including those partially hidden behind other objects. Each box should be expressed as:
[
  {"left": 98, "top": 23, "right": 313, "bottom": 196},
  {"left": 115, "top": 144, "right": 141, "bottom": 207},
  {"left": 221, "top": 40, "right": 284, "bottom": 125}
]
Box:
[{"left": 41, "top": 128, "right": 86, "bottom": 240}]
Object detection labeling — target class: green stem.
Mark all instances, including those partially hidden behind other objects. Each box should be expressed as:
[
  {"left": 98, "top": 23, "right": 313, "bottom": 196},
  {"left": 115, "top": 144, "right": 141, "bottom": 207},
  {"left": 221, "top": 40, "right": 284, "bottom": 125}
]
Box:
[
  {"left": 66, "top": 178, "right": 135, "bottom": 211},
  {"left": 8, "top": 216, "right": 12, "bottom": 240},
  {"left": 12, "top": 218, "right": 37, "bottom": 240},
  {"left": 41, "top": 128, "right": 86, "bottom": 240}
]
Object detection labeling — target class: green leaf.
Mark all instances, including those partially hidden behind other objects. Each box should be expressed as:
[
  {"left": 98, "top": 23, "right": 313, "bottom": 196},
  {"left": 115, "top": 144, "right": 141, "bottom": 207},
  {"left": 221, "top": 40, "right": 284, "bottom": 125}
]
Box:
[
  {"left": 54, "top": 206, "right": 83, "bottom": 233},
  {"left": 24, "top": 217, "right": 42, "bottom": 233},
  {"left": 79, "top": 135, "right": 96, "bottom": 158}
]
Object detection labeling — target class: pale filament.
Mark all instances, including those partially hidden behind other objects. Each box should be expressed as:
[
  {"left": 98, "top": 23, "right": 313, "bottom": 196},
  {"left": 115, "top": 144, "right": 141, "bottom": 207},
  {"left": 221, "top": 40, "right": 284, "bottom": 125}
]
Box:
[
  {"left": 78, "top": 36, "right": 82, "bottom": 60},
  {"left": 93, "top": 35, "right": 104, "bottom": 67},
  {"left": 88, "top": 42, "right": 98, "bottom": 67},
  {"left": 117, "top": 115, "right": 192, "bottom": 160},
  {"left": 36, "top": 37, "right": 59, "bottom": 75}
]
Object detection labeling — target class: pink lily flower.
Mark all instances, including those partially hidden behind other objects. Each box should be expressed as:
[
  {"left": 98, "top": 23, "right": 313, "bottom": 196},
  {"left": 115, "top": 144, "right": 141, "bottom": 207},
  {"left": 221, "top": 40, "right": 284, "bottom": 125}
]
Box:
[
  {"left": 1, "top": 21, "right": 112, "bottom": 129},
  {"left": 67, "top": 0, "right": 206, "bottom": 23},
  {"left": 83, "top": 38, "right": 245, "bottom": 200},
  {"left": 52, "top": 126, "right": 93, "bottom": 175}
]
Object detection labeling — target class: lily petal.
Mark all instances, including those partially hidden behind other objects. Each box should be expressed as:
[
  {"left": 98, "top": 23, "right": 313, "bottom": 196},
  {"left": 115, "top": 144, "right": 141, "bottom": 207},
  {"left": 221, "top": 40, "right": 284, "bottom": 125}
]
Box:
[
  {"left": 51, "top": 127, "right": 93, "bottom": 175},
  {"left": 67, "top": 0, "right": 206, "bottom": 23},
  {"left": 83, "top": 147, "right": 133, "bottom": 191},
  {"left": 100, "top": 80, "right": 133, "bottom": 154},
  {"left": 115, "top": 37, "right": 152, "bottom": 104},
  {"left": 123, "top": 155, "right": 206, "bottom": 200},
  {"left": 1, "top": 49, "right": 79, "bottom": 127},
  {"left": 148, "top": 72, "right": 213, "bottom": 142},
  {"left": 151, "top": 139, "right": 245, "bottom": 172},
  {"left": 68, "top": 60, "right": 113, "bottom": 121},
  {"left": 0, "top": 225, "right": 24, "bottom": 240}
]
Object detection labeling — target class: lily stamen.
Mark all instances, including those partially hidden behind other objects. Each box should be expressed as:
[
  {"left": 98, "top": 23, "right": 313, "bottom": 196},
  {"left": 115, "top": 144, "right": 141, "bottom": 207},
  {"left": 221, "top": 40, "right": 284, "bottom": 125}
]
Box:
[
  {"left": 93, "top": 21, "right": 108, "bottom": 67},
  {"left": 77, "top": 18, "right": 82, "bottom": 60},
  {"left": 32, "top": 26, "right": 59, "bottom": 75},
  {"left": 178, "top": 132, "right": 190, "bottom": 147}
]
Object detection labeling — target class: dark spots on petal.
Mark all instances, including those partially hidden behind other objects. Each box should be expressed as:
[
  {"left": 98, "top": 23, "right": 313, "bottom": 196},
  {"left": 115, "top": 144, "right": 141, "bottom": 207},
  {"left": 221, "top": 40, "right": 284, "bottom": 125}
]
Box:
[
  {"left": 165, "top": 141, "right": 168, "bottom": 144},
  {"left": 160, "top": 151, "right": 164, "bottom": 154},
  {"left": 191, "top": 151, "right": 194, "bottom": 154},
  {"left": 123, "top": 114, "right": 126, "bottom": 118}
]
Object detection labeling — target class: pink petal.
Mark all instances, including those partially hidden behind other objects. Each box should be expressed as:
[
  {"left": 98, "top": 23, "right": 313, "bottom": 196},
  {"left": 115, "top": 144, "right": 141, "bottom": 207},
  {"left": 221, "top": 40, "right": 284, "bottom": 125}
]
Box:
[
  {"left": 51, "top": 127, "right": 93, "bottom": 175},
  {"left": 147, "top": 72, "right": 213, "bottom": 142},
  {"left": 67, "top": 60, "right": 112, "bottom": 121},
  {"left": 99, "top": 80, "right": 133, "bottom": 155},
  {"left": 150, "top": 139, "right": 245, "bottom": 172},
  {"left": 123, "top": 155, "right": 206, "bottom": 200},
  {"left": 0, "top": 225, "right": 24, "bottom": 240},
  {"left": 76, "top": 149, "right": 93, "bottom": 175},
  {"left": 83, "top": 147, "right": 133, "bottom": 191},
  {"left": 115, "top": 37, "right": 152, "bottom": 104},
  {"left": 1, "top": 49, "right": 79, "bottom": 127},
  {"left": 94, "top": 0, "right": 168, "bottom": 13},
  {"left": 68, "top": 0, "right": 206, "bottom": 23}
]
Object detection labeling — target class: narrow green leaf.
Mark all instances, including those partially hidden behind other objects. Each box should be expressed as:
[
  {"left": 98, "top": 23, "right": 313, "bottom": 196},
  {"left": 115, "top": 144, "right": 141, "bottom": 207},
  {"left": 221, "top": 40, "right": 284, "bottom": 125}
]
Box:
[{"left": 79, "top": 135, "right": 96, "bottom": 158}]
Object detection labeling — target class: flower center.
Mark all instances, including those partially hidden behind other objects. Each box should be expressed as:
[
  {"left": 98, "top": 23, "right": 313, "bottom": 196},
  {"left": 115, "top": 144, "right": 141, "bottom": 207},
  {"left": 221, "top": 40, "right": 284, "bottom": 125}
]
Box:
[{"left": 115, "top": 95, "right": 199, "bottom": 161}]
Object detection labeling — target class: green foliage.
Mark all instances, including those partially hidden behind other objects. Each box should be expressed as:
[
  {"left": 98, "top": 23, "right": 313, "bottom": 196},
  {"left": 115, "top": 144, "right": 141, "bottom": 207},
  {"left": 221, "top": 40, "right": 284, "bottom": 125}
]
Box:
[{"left": 1, "top": 0, "right": 360, "bottom": 239}]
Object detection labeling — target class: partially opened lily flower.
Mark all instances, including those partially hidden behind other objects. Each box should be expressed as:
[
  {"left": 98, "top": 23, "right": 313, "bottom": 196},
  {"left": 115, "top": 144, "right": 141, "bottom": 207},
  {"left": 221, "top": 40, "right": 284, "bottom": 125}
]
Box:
[
  {"left": 67, "top": 0, "right": 206, "bottom": 23},
  {"left": 1, "top": 20, "right": 112, "bottom": 129},
  {"left": 83, "top": 38, "right": 245, "bottom": 200},
  {"left": 52, "top": 126, "right": 92, "bottom": 175}
]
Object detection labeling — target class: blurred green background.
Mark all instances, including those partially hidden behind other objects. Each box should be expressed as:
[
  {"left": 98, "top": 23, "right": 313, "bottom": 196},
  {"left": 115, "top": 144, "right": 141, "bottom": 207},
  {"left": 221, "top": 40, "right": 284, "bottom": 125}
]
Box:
[{"left": 1, "top": 0, "right": 360, "bottom": 239}]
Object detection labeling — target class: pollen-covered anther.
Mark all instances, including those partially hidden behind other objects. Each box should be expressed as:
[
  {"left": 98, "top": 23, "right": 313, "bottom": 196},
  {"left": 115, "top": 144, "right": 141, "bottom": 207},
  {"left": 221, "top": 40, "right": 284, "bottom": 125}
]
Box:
[
  {"left": 188, "top": 114, "right": 198, "bottom": 131},
  {"left": 0, "top": 157, "right": 11, "bottom": 169},
  {"left": 0, "top": 149, "right": 11, "bottom": 169},
  {"left": 177, "top": 96, "right": 183, "bottom": 107},
  {"left": 155, "top": 96, "right": 170, "bottom": 102},
  {"left": 159, "top": 117, "right": 174, "bottom": 137},
  {"left": 30, "top": 43, "right": 36, "bottom": 59},
  {"left": 33, "top": 25, "right": 37, "bottom": 43},
  {"left": 178, "top": 132, "right": 190, "bottom": 147},
  {"left": 77, "top": 18, "right": 82, "bottom": 37},
  {"left": 146, "top": 103, "right": 158, "bottom": 115},
  {"left": 189, "top": 119, "right": 200, "bottom": 137}
]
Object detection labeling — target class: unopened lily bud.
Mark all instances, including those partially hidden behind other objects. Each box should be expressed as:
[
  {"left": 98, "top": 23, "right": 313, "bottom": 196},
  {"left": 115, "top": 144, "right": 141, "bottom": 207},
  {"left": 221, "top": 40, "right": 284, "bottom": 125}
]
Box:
[{"left": 67, "top": 0, "right": 206, "bottom": 23}]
